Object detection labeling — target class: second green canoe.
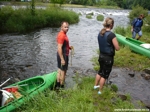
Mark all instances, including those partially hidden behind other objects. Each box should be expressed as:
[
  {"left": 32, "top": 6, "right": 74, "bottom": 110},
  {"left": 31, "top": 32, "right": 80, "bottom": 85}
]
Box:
[{"left": 116, "top": 34, "right": 150, "bottom": 58}]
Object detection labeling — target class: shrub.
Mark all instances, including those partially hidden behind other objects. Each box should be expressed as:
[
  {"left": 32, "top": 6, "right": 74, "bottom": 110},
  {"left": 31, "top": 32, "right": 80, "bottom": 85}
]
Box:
[
  {"left": 86, "top": 15, "right": 92, "bottom": 19},
  {"left": 96, "top": 14, "right": 104, "bottom": 21},
  {"left": 128, "top": 5, "right": 148, "bottom": 23},
  {"left": 0, "top": 6, "right": 79, "bottom": 34}
]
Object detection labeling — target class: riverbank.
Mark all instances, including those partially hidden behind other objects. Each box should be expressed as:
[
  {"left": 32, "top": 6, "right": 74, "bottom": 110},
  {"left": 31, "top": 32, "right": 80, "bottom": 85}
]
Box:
[
  {"left": 0, "top": 6, "right": 150, "bottom": 111},
  {"left": 0, "top": 3, "right": 79, "bottom": 34}
]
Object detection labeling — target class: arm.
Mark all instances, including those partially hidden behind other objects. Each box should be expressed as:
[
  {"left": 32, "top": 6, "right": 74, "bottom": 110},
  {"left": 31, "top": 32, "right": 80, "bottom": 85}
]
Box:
[
  {"left": 112, "top": 37, "right": 120, "bottom": 51},
  {"left": 131, "top": 26, "right": 133, "bottom": 32},
  {"left": 69, "top": 46, "right": 74, "bottom": 50},
  {"left": 57, "top": 44, "right": 65, "bottom": 65},
  {"left": 131, "top": 18, "right": 136, "bottom": 32}
]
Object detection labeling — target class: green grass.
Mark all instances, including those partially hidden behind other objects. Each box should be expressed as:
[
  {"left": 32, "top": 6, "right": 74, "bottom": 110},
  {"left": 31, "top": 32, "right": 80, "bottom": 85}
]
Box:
[
  {"left": 0, "top": 5, "right": 79, "bottom": 34},
  {"left": 16, "top": 77, "right": 134, "bottom": 112},
  {"left": 92, "top": 24, "right": 150, "bottom": 72}
]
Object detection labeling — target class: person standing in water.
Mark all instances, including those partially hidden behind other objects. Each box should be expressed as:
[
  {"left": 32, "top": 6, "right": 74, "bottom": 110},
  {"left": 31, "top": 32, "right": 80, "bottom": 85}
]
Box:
[
  {"left": 94, "top": 17, "right": 120, "bottom": 94},
  {"left": 56, "top": 21, "right": 73, "bottom": 89}
]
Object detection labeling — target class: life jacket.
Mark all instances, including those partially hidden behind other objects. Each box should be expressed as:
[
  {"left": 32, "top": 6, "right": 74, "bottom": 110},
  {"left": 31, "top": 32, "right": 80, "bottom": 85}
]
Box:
[
  {"left": 133, "top": 18, "right": 143, "bottom": 27},
  {"left": 98, "top": 31, "right": 114, "bottom": 56}
]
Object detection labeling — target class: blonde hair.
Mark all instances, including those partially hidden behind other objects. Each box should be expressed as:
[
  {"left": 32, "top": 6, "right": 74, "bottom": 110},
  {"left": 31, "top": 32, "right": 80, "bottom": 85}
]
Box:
[{"left": 100, "top": 17, "right": 114, "bottom": 36}]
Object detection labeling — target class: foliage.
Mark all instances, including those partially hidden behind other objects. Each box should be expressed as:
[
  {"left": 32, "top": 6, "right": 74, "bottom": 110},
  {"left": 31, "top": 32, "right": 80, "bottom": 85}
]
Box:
[
  {"left": 66, "top": 0, "right": 150, "bottom": 10},
  {"left": 92, "top": 45, "right": 150, "bottom": 72},
  {"left": 142, "top": 15, "right": 150, "bottom": 33},
  {"left": 96, "top": 14, "right": 104, "bottom": 21},
  {"left": 16, "top": 77, "right": 134, "bottom": 112},
  {"left": 114, "top": 26, "right": 127, "bottom": 36},
  {"left": 50, "top": 0, "right": 65, "bottom": 6},
  {"left": 128, "top": 5, "right": 148, "bottom": 23},
  {"left": 128, "top": 5, "right": 150, "bottom": 33},
  {"left": 30, "top": 0, "right": 35, "bottom": 15},
  {"left": 0, "top": 6, "right": 79, "bottom": 34},
  {"left": 86, "top": 15, "right": 92, "bottom": 19},
  {"left": 133, "top": 0, "right": 150, "bottom": 10}
]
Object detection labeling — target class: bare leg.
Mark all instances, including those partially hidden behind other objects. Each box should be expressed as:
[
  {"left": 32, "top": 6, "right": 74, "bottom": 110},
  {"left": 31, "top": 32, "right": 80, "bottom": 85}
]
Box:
[
  {"left": 137, "top": 36, "right": 141, "bottom": 40},
  {"left": 57, "top": 69, "right": 61, "bottom": 82},
  {"left": 94, "top": 74, "right": 101, "bottom": 86},
  {"left": 99, "top": 77, "right": 106, "bottom": 91},
  {"left": 60, "top": 70, "right": 66, "bottom": 85}
]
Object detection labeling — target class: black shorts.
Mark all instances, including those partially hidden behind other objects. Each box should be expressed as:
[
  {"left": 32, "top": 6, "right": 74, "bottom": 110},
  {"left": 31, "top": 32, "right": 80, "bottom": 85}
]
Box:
[
  {"left": 98, "top": 54, "right": 114, "bottom": 79},
  {"left": 57, "top": 53, "right": 69, "bottom": 71}
]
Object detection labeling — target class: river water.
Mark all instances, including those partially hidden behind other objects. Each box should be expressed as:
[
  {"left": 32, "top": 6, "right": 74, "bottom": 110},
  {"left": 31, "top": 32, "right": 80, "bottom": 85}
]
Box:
[{"left": 0, "top": 7, "right": 150, "bottom": 108}]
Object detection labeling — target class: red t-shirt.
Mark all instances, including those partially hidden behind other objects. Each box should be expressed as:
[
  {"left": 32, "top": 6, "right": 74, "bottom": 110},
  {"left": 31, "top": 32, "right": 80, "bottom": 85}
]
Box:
[{"left": 57, "top": 31, "right": 70, "bottom": 56}]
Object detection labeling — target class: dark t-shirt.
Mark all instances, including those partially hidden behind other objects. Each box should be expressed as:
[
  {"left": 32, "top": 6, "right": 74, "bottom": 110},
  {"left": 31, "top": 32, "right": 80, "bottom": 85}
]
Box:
[{"left": 107, "top": 32, "right": 115, "bottom": 46}]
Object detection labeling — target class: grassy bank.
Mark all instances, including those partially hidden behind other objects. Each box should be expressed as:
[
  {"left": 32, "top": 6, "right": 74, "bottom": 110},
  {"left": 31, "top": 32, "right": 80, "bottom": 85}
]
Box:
[
  {"left": 92, "top": 24, "right": 150, "bottom": 72},
  {"left": 16, "top": 77, "right": 135, "bottom": 112},
  {"left": 0, "top": 5, "right": 79, "bottom": 34}
]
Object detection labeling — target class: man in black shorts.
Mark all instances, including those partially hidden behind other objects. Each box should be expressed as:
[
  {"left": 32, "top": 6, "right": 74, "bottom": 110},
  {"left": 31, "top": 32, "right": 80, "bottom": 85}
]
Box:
[{"left": 56, "top": 21, "right": 73, "bottom": 89}]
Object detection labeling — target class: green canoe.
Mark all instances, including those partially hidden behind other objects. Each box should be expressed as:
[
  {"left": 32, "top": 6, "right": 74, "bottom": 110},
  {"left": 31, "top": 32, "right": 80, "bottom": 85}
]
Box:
[
  {"left": 116, "top": 34, "right": 150, "bottom": 58},
  {"left": 0, "top": 71, "right": 57, "bottom": 112}
]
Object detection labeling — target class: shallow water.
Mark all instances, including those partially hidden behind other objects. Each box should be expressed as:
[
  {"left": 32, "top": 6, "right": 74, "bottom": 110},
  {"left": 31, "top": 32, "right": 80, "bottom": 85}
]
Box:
[{"left": 0, "top": 8, "right": 150, "bottom": 107}]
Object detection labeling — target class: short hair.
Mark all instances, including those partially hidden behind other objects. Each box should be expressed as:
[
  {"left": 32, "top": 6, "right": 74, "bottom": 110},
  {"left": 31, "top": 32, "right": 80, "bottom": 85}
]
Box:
[
  {"left": 139, "top": 14, "right": 144, "bottom": 18},
  {"left": 61, "top": 21, "right": 69, "bottom": 27}
]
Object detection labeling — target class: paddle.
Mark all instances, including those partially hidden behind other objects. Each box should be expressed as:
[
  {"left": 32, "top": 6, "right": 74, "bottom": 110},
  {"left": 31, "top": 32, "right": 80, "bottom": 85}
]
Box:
[
  {"left": 2, "top": 84, "right": 28, "bottom": 90},
  {"left": 0, "top": 77, "right": 12, "bottom": 89}
]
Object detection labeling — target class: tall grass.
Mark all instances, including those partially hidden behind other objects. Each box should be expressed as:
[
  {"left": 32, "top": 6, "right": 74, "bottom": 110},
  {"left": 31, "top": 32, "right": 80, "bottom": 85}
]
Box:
[
  {"left": 16, "top": 77, "right": 134, "bottom": 112},
  {"left": 0, "top": 6, "right": 79, "bottom": 34}
]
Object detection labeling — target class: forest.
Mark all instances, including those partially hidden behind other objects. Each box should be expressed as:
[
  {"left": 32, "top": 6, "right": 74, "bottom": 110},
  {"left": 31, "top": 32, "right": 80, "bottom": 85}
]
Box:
[{"left": 52, "top": 0, "right": 150, "bottom": 10}]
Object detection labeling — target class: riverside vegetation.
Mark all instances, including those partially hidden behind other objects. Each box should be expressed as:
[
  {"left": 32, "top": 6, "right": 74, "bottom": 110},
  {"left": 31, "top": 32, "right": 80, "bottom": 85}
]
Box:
[
  {"left": 0, "top": 5, "right": 79, "bottom": 34},
  {"left": 1, "top": 3, "right": 150, "bottom": 112}
]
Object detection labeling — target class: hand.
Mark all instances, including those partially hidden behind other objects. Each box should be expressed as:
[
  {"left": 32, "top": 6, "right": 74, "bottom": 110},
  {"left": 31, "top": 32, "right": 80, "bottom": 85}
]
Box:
[
  {"left": 61, "top": 59, "right": 65, "bottom": 65},
  {"left": 70, "top": 46, "right": 74, "bottom": 50}
]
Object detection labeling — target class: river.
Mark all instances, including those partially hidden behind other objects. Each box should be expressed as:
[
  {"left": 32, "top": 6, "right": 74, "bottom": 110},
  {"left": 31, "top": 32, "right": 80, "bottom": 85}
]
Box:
[{"left": 0, "top": 7, "right": 150, "bottom": 108}]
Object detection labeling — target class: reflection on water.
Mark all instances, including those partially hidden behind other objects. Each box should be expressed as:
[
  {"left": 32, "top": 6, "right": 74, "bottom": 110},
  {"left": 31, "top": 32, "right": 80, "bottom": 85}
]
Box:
[{"left": 0, "top": 8, "right": 149, "bottom": 106}]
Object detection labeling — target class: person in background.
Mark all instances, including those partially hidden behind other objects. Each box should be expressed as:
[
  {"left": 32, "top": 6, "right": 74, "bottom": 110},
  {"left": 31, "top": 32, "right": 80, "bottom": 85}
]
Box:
[
  {"left": 56, "top": 21, "right": 73, "bottom": 89},
  {"left": 94, "top": 17, "right": 120, "bottom": 94},
  {"left": 131, "top": 14, "right": 144, "bottom": 40}
]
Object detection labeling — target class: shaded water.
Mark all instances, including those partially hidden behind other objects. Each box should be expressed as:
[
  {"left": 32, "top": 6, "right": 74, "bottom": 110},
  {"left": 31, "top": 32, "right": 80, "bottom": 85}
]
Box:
[{"left": 0, "top": 8, "right": 150, "bottom": 107}]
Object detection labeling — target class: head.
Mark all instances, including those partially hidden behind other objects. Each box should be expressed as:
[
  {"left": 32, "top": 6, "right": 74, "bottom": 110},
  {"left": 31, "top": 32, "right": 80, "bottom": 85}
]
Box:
[
  {"left": 139, "top": 14, "right": 144, "bottom": 19},
  {"left": 103, "top": 17, "right": 114, "bottom": 29},
  {"left": 100, "top": 17, "right": 114, "bottom": 36},
  {"left": 61, "top": 21, "right": 69, "bottom": 33}
]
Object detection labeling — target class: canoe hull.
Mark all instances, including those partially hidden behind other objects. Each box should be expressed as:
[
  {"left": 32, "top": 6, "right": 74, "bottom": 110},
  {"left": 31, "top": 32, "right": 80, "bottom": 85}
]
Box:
[
  {"left": 116, "top": 34, "right": 150, "bottom": 58},
  {"left": 0, "top": 71, "right": 57, "bottom": 112}
]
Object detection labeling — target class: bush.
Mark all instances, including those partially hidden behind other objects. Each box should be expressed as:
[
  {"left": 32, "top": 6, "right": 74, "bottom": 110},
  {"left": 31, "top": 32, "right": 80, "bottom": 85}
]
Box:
[
  {"left": 128, "top": 5, "right": 148, "bottom": 23},
  {"left": 96, "top": 14, "right": 104, "bottom": 21},
  {"left": 0, "top": 6, "right": 79, "bottom": 34},
  {"left": 86, "top": 15, "right": 92, "bottom": 19}
]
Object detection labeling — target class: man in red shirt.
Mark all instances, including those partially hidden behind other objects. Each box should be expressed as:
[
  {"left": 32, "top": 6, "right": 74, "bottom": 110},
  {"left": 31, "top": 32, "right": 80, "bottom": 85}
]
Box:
[{"left": 56, "top": 21, "right": 73, "bottom": 89}]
